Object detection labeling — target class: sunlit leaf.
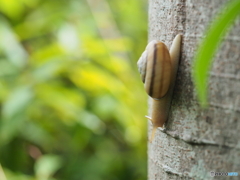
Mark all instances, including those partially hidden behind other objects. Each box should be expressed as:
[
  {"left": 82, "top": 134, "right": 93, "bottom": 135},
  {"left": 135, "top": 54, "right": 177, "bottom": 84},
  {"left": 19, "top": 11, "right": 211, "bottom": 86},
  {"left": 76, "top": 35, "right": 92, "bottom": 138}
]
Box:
[
  {"left": 31, "top": 43, "right": 65, "bottom": 64},
  {"left": 57, "top": 24, "right": 80, "bottom": 53},
  {"left": 35, "top": 155, "right": 62, "bottom": 180},
  {"left": 0, "top": 0, "right": 24, "bottom": 20}
]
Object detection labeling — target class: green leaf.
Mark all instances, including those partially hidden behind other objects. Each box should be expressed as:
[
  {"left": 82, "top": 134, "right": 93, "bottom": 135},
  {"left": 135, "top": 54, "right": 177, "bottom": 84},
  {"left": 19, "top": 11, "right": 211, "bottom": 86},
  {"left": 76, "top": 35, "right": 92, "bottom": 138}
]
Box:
[
  {"left": 0, "top": 17, "right": 28, "bottom": 68},
  {"left": 193, "top": 0, "right": 240, "bottom": 107},
  {"left": 34, "top": 155, "right": 62, "bottom": 180},
  {"left": 2, "top": 86, "right": 34, "bottom": 118}
]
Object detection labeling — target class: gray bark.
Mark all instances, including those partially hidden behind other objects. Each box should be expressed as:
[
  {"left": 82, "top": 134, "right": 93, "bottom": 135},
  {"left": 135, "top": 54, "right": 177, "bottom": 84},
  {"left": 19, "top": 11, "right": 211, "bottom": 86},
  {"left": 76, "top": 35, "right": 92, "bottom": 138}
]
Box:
[{"left": 148, "top": 0, "right": 240, "bottom": 179}]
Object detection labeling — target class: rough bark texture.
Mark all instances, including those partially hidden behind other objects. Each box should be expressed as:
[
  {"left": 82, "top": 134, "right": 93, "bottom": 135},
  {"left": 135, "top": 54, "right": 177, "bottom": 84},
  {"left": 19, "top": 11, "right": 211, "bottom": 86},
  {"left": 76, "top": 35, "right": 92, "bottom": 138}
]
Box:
[{"left": 148, "top": 0, "right": 240, "bottom": 179}]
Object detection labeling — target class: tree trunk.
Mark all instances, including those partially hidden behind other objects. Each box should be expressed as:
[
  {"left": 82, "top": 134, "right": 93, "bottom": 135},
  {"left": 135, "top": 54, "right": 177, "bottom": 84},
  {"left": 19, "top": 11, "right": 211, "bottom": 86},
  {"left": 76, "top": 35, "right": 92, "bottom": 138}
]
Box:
[{"left": 148, "top": 0, "right": 240, "bottom": 179}]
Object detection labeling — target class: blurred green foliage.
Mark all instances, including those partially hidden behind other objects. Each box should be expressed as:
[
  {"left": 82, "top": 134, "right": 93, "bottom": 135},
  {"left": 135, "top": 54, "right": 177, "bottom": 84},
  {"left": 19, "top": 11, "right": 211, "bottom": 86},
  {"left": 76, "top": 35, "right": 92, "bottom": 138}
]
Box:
[
  {"left": 0, "top": 0, "right": 148, "bottom": 179},
  {"left": 193, "top": 0, "right": 240, "bottom": 107}
]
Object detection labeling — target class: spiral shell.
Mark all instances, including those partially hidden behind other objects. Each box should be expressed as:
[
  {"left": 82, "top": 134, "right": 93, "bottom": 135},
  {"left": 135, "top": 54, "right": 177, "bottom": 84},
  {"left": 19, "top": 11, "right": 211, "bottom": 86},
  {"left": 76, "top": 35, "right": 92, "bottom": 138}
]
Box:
[
  {"left": 137, "top": 40, "right": 172, "bottom": 99},
  {"left": 137, "top": 50, "right": 147, "bottom": 83}
]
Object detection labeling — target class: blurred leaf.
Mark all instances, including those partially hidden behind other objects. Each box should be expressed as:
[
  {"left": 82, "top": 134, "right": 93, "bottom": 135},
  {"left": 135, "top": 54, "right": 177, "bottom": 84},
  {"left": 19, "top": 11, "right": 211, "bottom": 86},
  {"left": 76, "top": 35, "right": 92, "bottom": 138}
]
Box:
[
  {"left": 0, "top": 0, "right": 147, "bottom": 179},
  {"left": 193, "top": 0, "right": 240, "bottom": 107},
  {"left": 14, "top": 1, "right": 68, "bottom": 40},
  {"left": 2, "top": 86, "right": 34, "bottom": 118},
  {"left": 35, "top": 83, "right": 85, "bottom": 122},
  {"left": 0, "top": 0, "right": 24, "bottom": 20},
  {"left": 0, "top": 116, "right": 25, "bottom": 146},
  {"left": 0, "top": 60, "right": 19, "bottom": 77},
  {"left": 3, "top": 168, "right": 36, "bottom": 180},
  {"left": 0, "top": 17, "right": 28, "bottom": 68},
  {"left": 31, "top": 44, "right": 65, "bottom": 64},
  {"left": 20, "top": 121, "right": 54, "bottom": 148},
  {"left": 92, "top": 95, "right": 118, "bottom": 119},
  {"left": 34, "top": 155, "right": 62, "bottom": 180},
  {"left": 0, "top": 86, "right": 33, "bottom": 145},
  {"left": 79, "top": 111, "right": 106, "bottom": 134},
  {"left": 57, "top": 24, "right": 80, "bottom": 53},
  {"left": 0, "top": 164, "right": 7, "bottom": 180},
  {"left": 32, "top": 59, "right": 63, "bottom": 82}
]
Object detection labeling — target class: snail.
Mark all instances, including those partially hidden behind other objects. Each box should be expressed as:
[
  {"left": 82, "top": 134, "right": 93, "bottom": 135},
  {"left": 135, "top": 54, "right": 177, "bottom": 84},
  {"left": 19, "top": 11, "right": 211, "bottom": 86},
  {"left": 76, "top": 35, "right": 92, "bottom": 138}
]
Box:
[{"left": 137, "top": 34, "right": 182, "bottom": 142}]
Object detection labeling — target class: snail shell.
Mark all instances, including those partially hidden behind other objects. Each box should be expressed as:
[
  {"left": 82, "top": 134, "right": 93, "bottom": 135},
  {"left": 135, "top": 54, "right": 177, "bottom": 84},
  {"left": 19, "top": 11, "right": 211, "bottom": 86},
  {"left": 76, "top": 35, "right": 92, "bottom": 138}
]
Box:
[
  {"left": 137, "top": 40, "right": 172, "bottom": 99},
  {"left": 137, "top": 50, "right": 147, "bottom": 83}
]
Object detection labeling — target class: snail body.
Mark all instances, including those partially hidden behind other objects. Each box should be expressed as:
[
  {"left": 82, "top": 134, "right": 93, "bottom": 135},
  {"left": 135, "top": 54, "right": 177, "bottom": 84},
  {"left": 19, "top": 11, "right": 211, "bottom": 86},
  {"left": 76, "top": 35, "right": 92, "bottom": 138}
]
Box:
[{"left": 137, "top": 35, "right": 182, "bottom": 142}]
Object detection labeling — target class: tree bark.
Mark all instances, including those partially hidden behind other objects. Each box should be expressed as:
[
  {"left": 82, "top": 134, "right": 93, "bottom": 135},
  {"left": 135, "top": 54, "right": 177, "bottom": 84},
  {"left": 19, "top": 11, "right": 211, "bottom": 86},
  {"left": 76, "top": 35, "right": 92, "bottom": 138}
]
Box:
[{"left": 148, "top": 0, "right": 240, "bottom": 179}]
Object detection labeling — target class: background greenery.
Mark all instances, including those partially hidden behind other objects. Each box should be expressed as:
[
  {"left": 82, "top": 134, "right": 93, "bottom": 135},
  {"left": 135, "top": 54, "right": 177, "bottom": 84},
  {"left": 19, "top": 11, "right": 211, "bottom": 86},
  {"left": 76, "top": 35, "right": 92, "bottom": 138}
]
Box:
[{"left": 0, "top": 0, "right": 148, "bottom": 180}]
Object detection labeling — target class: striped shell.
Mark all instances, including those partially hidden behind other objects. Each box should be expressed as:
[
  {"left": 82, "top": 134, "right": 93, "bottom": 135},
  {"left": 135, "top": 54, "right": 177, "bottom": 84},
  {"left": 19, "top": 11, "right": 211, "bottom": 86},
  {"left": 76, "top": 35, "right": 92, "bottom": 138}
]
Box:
[{"left": 137, "top": 40, "right": 172, "bottom": 99}]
